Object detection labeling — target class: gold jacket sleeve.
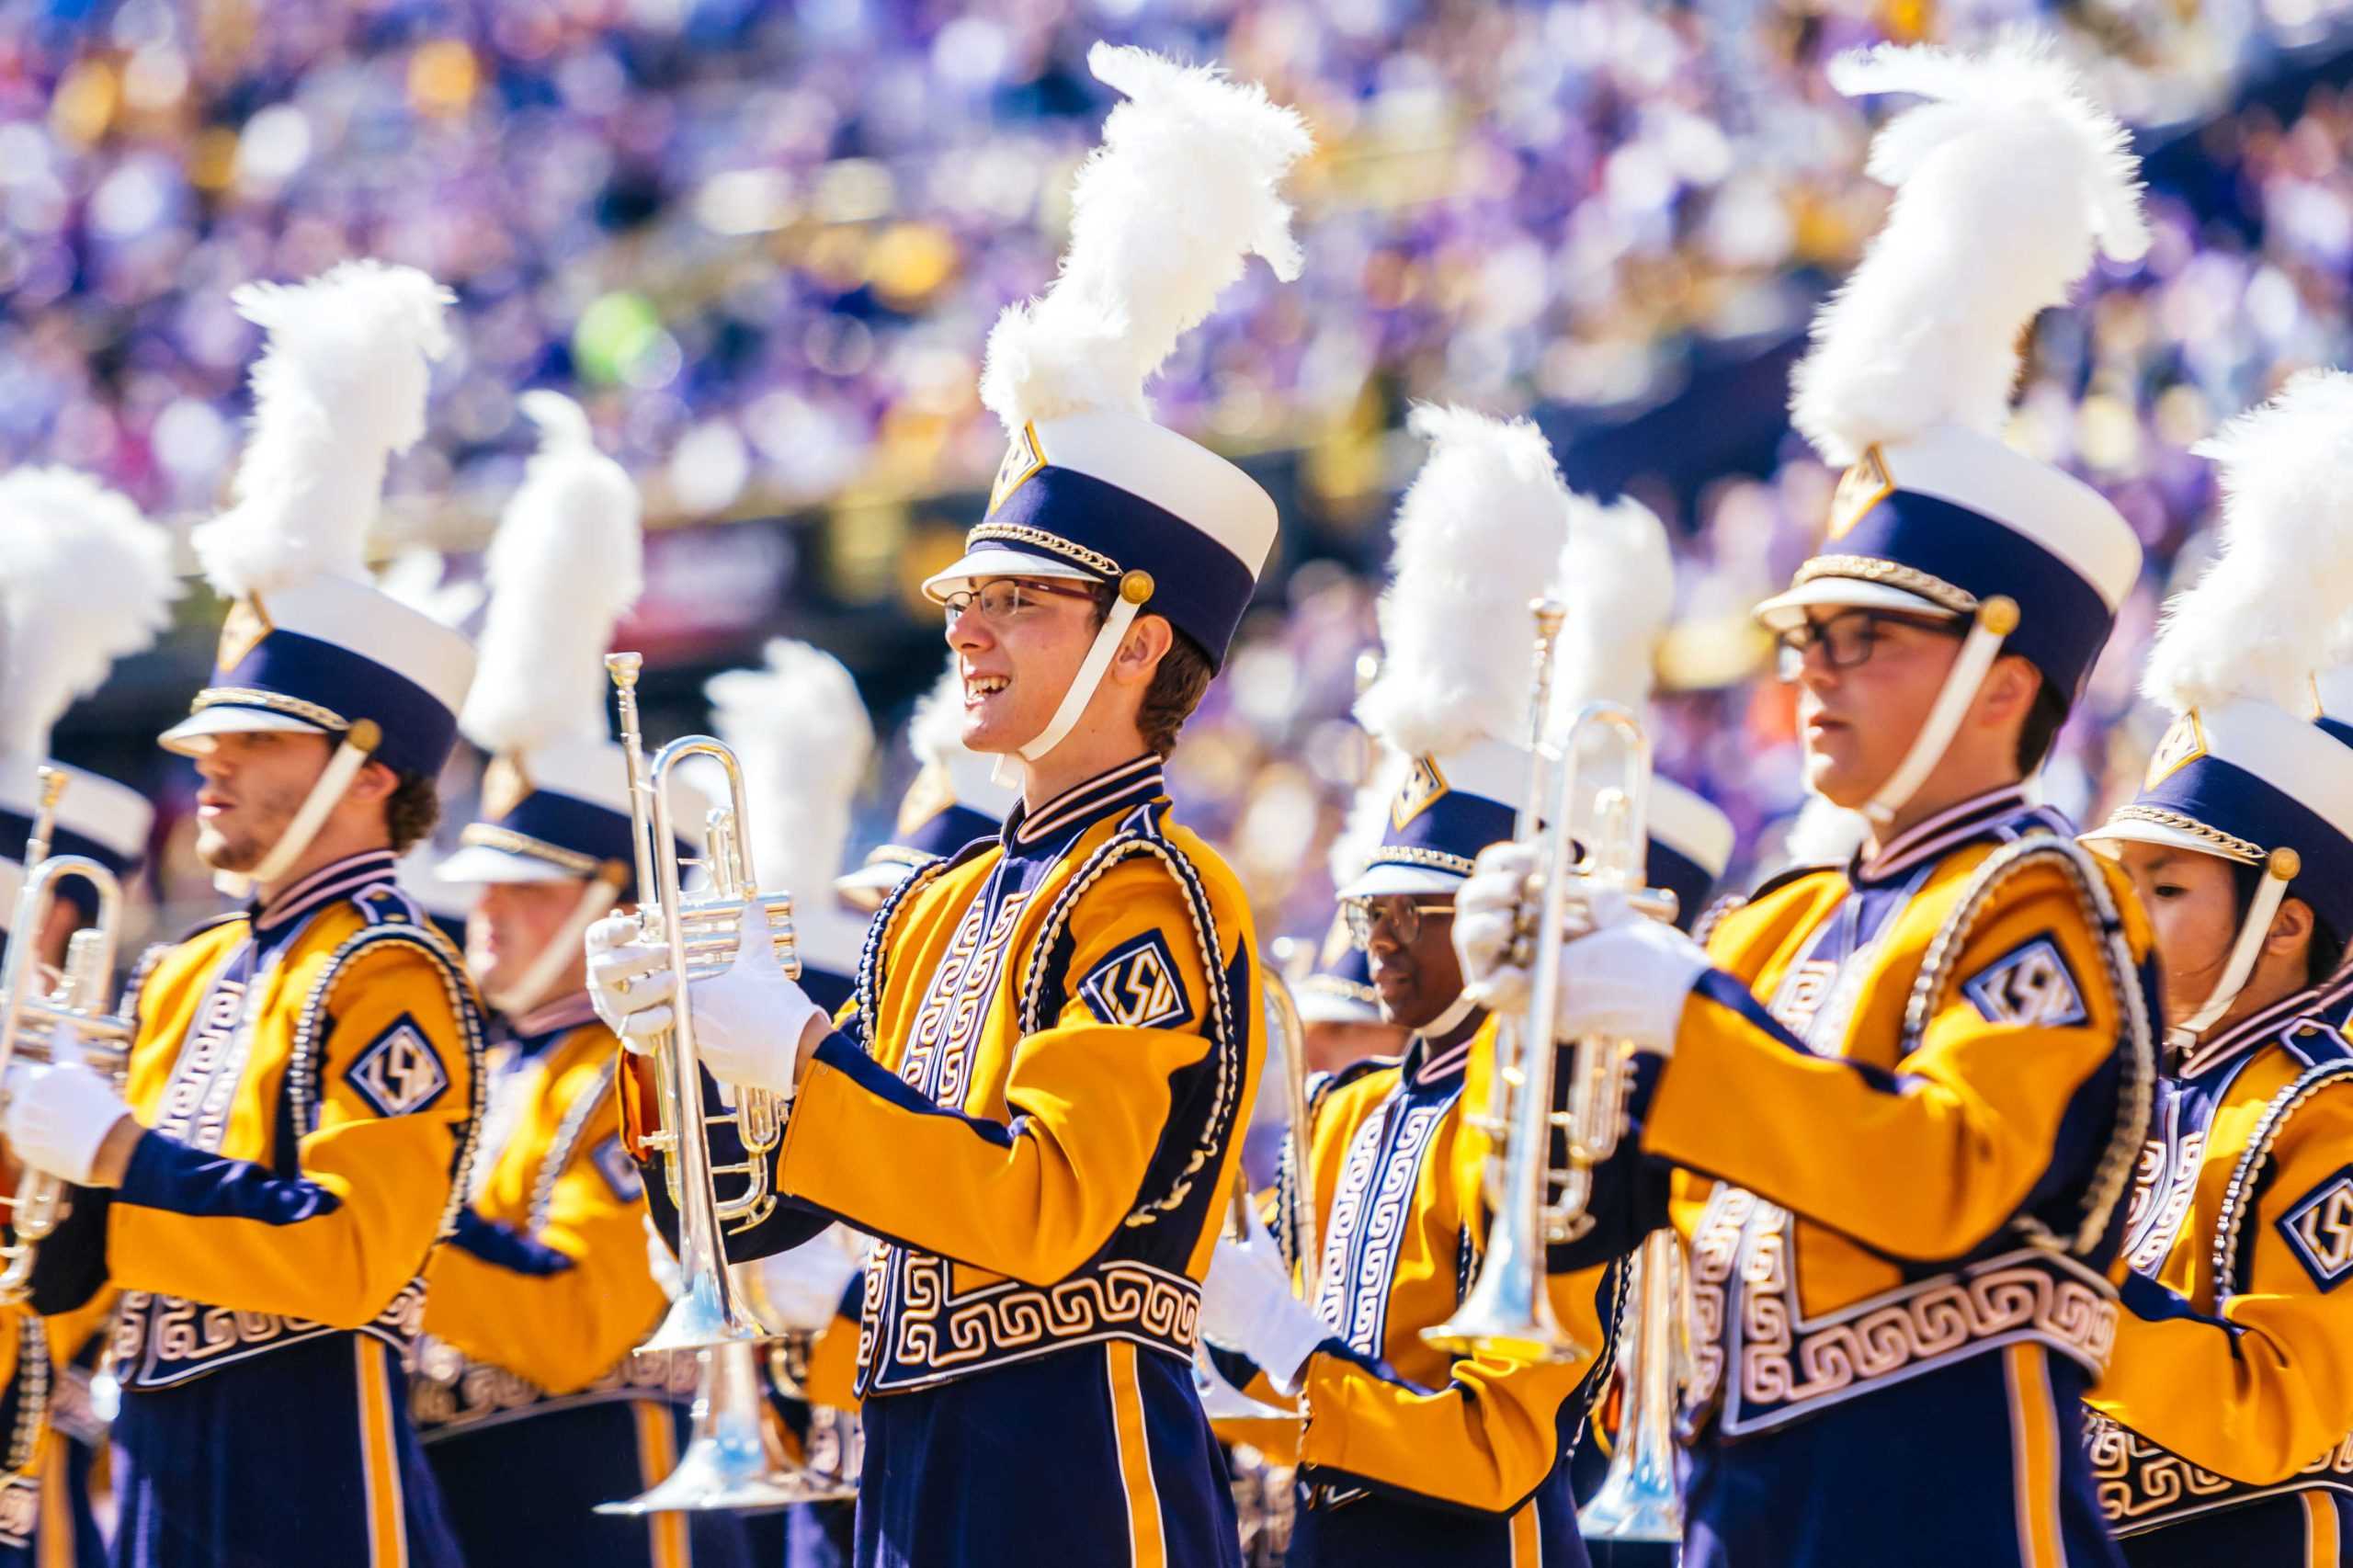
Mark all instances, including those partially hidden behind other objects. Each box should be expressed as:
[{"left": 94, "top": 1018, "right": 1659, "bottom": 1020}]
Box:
[
  {"left": 1647, "top": 859, "right": 2129, "bottom": 1261},
  {"left": 775, "top": 860, "right": 1228, "bottom": 1286},
  {"left": 108, "top": 942, "right": 477, "bottom": 1328}
]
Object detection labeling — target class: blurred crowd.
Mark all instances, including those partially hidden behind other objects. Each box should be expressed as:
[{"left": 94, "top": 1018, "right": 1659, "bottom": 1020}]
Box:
[{"left": 9, "top": 0, "right": 2353, "bottom": 944}]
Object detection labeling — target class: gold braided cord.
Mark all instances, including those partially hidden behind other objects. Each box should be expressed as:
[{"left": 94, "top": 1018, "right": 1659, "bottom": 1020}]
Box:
[
  {"left": 189, "top": 687, "right": 348, "bottom": 731},
  {"left": 964, "top": 523, "right": 1120, "bottom": 579},
  {"left": 1792, "top": 556, "right": 1978, "bottom": 616},
  {"left": 459, "top": 824, "right": 603, "bottom": 878},
  {"left": 1370, "top": 846, "right": 1476, "bottom": 875},
  {"left": 2104, "top": 805, "right": 2263, "bottom": 864}
]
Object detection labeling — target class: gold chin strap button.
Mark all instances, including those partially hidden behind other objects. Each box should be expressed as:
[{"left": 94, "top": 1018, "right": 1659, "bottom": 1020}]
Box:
[
  {"left": 1119, "top": 570, "right": 1154, "bottom": 606},
  {"left": 1978, "top": 595, "right": 2020, "bottom": 638},
  {"left": 346, "top": 718, "right": 383, "bottom": 755},
  {"left": 2268, "top": 846, "right": 2302, "bottom": 882}
]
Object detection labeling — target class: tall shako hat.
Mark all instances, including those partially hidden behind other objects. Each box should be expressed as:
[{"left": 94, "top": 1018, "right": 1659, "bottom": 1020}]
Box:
[
  {"left": 433, "top": 392, "right": 650, "bottom": 1013},
  {"left": 2085, "top": 370, "right": 2353, "bottom": 1044},
  {"left": 1756, "top": 38, "right": 2149, "bottom": 823},
  {"left": 835, "top": 657, "right": 1017, "bottom": 909},
  {"left": 1550, "top": 494, "right": 1735, "bottom": 933},
  {"left": 918, "top": 45, "right": 1313, "bottom": 764},
  {"left": 0, "top": 467, "right": 180, "bottom": 926},
  {"left": 1345, "top": 406, "right": 1574, "bottom": 902},
  {"left": 158, "top": 261, "right": 475, "bottom": 894},
  {"left": 707, "top": 640, "right": 875, "bottom": 1003}
]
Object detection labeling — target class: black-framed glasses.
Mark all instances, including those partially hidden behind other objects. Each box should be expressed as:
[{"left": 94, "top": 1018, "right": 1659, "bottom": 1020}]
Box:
[
  {"left": 1772, "top": 608, "right": 1961, "bottom": 681},
  {"left": 1341, "top": 896, "right": 1457, "bottom": 950},
  {"left": 940, "top": 577, "right": 1102, "bottom": 630}
]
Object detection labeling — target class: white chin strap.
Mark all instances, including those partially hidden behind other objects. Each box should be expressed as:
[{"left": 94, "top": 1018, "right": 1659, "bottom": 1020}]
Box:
[
  {"left": 1014, "top": 573, "right": 1154, "bottom": 765},
  {"left": 214, "top": 721, "right": 382, "bottom": 900},
  {"left": 487, "top": 868, "right": 625, "bottom": 1017},
  {"left": 2171, "top": 847, "right": 2301, "bottom": 1051},
  {"left": 1423, "top": 990, "right": 1480, "bottom": 1039},
  {"left": 1863, "top": 597, "right": 2021, "bottom": 826}
]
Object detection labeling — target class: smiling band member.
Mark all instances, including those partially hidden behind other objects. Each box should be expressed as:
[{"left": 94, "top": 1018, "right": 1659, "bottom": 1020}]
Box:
[
  {"left": 586, "top": 45, "right": 1310, "bottom": 1568},
  {"left": 1453, "top": 42, "right": 2160, "bottom": 1567},
  {"left": 2075, "top": 372, "right": 2353, "bottom": 1564},
  {"left": 406, "top": 392, "right": 751, "bottom": 1568},
  {"left": 1, "top": 263, "right": 483, "bottom": 1567},
  {"left": 1199, "top": 409, "right": 1733, "bottom": 1567}
]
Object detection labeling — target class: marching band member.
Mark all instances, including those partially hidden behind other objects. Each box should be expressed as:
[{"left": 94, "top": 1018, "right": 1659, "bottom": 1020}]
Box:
[
  {"left": 591, "top": 43, "right": 1309, "bottom": 1566},
  {"left": 2077, "top": 371, "right": 2353, "bottom": 1562},
  {"left": 1290, "top": 762, "right": 1410, "bottom": 1079},
  {"left": 6, "top": 262, "right": 483, "bottom": 1567},
  {"left": 1200, "top": 410, "right": 1732, "bottom": 1566},
  {"left": 1455, "top": 41, "right": 2160, "bottom": 1566},
  {"left": 0, "top": 466, "right": 177, "bottom": 1566},
  {"left": 834, "top": 659, "right": 1016, "bottom": 916},
  {"left": 407, "top": 392, "right": 749, "bottom": 1568},
  {"left": 703, "top": 636, "right": 877, "bottom": 1568}
]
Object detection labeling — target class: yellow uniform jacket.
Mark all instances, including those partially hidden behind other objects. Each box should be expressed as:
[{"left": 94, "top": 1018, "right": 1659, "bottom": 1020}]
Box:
[
  {"left": 1591, "top": 788, "right": 2158, "bottom": 1440},
  {"left": 721, "top": 755, "right": 1263, "bottom": 1396},
  {"left": 1236, "top": 1016, "right": 1618, "bottom": 1528},
  {"left": 2086, "top": 971, "right": 2353, "bottom": 1535},
  {"left": 414, "top": 994, "right": 689, "bottom": 1435},
  {"left": 48, "top": 849, "right": 485, "bottom": 1390}
]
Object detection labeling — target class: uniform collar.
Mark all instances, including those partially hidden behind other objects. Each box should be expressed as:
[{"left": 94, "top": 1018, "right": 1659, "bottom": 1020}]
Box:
[
  {"left": 501, "top": 991, "right": 602, "bottom": 1054},
  {"left": 251, "top": 848, "right": 400, "bottom": 938},
  {"left": 1853, "top": 785, "right": 2051, "bottom": 884},
  {"left": 1000, "top": 755, "right": 1166, "bottom": 858},
  {"left": 2175, "top": 961, "right": 2353, "bottom": 1080},
  {"left": 1404, "top": 1017, "right": 1482, "bottom": 1088}
]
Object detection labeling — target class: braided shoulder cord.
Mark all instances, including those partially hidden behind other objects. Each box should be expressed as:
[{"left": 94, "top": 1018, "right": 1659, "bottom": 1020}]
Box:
[
  {"left": 1689, "top": 893, "right": 1746, "bottom": 949},
  {"left": 1016, "top": 824, "right": 1240, "bottom": 1230},
  {"left": 529, "top": 1052, "right": 622, "bottom": 1233},
  {"left": 1, "top": 1312, "right": 47, "bottom": 1477},
  {"left": 1902, "top": 833, "right": 2156, "bottom": 1260},
  {"left": 2211, "top": 1059, "right": 2353, "bottom": 1296},
  {"left": 852, "top": 859, "right": 952, "bottom": 1060}
]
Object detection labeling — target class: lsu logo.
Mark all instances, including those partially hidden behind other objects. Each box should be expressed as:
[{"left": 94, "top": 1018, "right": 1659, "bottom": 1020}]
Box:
[
  {"left": 345, "top": 1017, "right": 451, "bottom": 1119},
  {"left": 2281, "top": 1168, "right": 2353, "bottom": 1291},
  {"left": 987, "top": 423, "right": 1047, "bottom": 515},
  {"left": 215, "top": 595, "right": 273, "bottom": 672},
  {"left": 2144, "top": 711, "right": 2209, "bottom": 790},
  {"left": 589, "top": 1134, "right": 644, "bottom": 1202},
  {"left": 1961, "top": 937, "right": 2088, "bottom": 1030},
  {"left": 1080, "top": 932, "right": 1193, "bottom": 1031},
  {"left": 1392, "top": 756, "right": 1450, "bottom": 831},
  {"left": 1825, "top": 446, "right": 1893, "bottom": 541}
]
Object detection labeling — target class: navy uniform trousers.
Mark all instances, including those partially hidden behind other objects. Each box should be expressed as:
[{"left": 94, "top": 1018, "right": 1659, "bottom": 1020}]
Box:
[
  {"left": 1289, "top": 1467, "right": 1586, "bottom": 1566},
  {"left": 855, "top": 1344, "right": 1238, "bottom": 1568},
  {"left": 2118, "top": 1494, "right": 2349, "bottom": 1566},
  {"left": 1680, "top": 1355, "right": 2120, "bottom": 1568},
  {"left": 111, "top": 1336, "right": 461, "bottom": 1568}
]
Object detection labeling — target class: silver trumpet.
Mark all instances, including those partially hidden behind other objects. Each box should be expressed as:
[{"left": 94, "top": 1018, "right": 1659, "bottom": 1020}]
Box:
[
  {"left": 608, "top": 653, "right": 800, "bottom": 1352},
  {"left": 0, "top": 767, "right": 134, "bottom": 1302},
  {"left": 595, "top": 1340, "right": 856, "bottom": 1517},
  {"left": 1578, "top": 1227, "right": 1688, "bottom": 1542}
]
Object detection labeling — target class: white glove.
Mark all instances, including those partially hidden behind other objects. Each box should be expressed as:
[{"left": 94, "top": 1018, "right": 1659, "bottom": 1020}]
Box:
[
  {"left": 585, "top": 914, "right": 672, "bottom": 1051},
  {"left": 676, "top": 904, "right": 824, "bottom": 1096},
  {"left": 1552, "top": 894, "right": 1710, "bottom": 1052},
  {"left": 1199, "top": 1207, "right": 1332, "bottom": 1395},
  {"left": 1454, "top": 841, "right": 1602, "bottom": 1015},
  {"left": 6, "top": 1037, "right": 132, "bottom": 1187},
  {"left": 748, "top": 1227, "right": 862, "bottom": 1333}
]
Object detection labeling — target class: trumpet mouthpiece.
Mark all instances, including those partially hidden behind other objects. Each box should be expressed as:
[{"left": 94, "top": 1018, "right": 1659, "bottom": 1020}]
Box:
[{"left": 607, "top": 652, "right": 644, "bottom": 685}]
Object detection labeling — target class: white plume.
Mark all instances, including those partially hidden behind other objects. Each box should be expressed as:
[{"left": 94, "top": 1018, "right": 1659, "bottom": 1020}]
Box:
[
  {"left": 460, "top": 392, "right": 643, "bottom": 754},
  {"left": 1330, "top": 746, "right": 1407, "bottom": 889},
  {"left": 0, "top": 467, "right": 179, "bottom": 758},
  {"left": 1355, "top": 405, "right": 1574, "bottom": 756},
  {"left": 1551, "top": 494, "right": 1673, "bottom": 727},
  {"left": 193, "top": 260, "right": 455, "bottom": 596},
  {"left": 706, "top": 640, "right": 874, "bottom": 902},
  {"left": 978, "top": 43, "right": 1313, "bottom": 428},
  {"left": 375, "top": 549, "right": 485, "bottom": 629},
  {"left": 2144, "top": 369, "right": 2353, "bottom": 714},
  {"left": 1790, "top": 35, "right": 2147, "bottom": 464},
  {"left": 908, "top": 657, "right": 969, "bottom": 769}
]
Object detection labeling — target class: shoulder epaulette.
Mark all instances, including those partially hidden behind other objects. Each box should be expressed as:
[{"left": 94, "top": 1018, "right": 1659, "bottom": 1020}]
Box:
[{"left": 2213, "top": 1057, "right": 2353, "bottom": 1295}]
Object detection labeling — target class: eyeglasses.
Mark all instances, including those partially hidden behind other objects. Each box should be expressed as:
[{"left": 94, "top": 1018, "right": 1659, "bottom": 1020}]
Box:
[
  {"left": 939, "top": 578, "right": 1102, "bottom": 629},
  {"left": 1341, "top": 896, "right": 1457, "bottom": 950},
  {"left": 1772, "top": 608, "right": 1961, "bottom": 681}
]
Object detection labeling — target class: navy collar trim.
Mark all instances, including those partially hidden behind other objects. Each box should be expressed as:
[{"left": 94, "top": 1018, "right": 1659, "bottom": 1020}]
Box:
[
  {"left": 254, "top": 849, "right": 400, "bottom": 935},
  {"left": 1856, "top": 786, "right": 2039, "bottom": 883},
  {"left": 1408, "top": 1032, "right": 1475, "bottom": 1087},
  {"left": 1007, "top": 756, "right": 1165, "bottom": 849},
  {"left": 2177, "top": 961, "right": 2353, "bottom": 1078}
]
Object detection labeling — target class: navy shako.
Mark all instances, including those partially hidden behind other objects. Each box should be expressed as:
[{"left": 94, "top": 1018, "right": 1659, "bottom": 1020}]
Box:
[
  {"left": 432, "top": 392, "right": 661, "bottom": 1016},
  {"left": 2084, "top": 370, "right": 2353, "bottom": 1046},
  {"left": 835, "top": 660, "right": 1015, "bottom": 913},
  {"left": 918, "top": 43, "right": 1311, "bottom": 764},
  {"left": 155, "top": 261, "right": 476, "bottom": 894},
  {"left": 1754, "top": 39, "right": 2147, "bottom": 823},
  {"left": 0, "top": 466, "right": 178, "bottom": 927}
]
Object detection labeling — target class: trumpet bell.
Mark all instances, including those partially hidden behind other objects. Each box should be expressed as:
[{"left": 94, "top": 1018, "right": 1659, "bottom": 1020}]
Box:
[
  {"left": 1420, "top": 1217, "right": 1586, "bottom": 1363},
  {"left": 636, "top": 1270, "right": 766, "bottom": 1355},
  {"left": 592, "top": 1432, "right": 855, "bottom": 1516},
  {"left": 1577, "top": 1450, "right": 1682, "bottom": 1543}
]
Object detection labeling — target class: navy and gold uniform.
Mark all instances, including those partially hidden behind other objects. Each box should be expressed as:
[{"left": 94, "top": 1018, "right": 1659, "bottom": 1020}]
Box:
[
  {"left": 1575, "top": 791, "right": 2157, "bottom": 1564},
  {"left": 45, "top": 851, "right": 482, "bottom": 1565},
  {"left": 663, "top": 756, "right": 1264, "bottom": 1567},
  {"left": 414, "top": 993, "right": 746, "bottom": 1568}
]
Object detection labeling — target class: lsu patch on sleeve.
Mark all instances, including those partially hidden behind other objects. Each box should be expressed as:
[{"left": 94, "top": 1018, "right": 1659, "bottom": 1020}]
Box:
[
  {"left": 345, "top": 1014, "right": 453, "bottom": 1118},
  {"left": 1078, "top": 930, "right": 1194, "bottom": 1031},
  {"left": 1961, "top": 936, "right": 2088, "bottom": 1029},
  {"left": 589, "top": 1133, "right": 644, "bottom": 1202},
  {"left": 2279, "top": 1165, "right": 2353, "bottom": 1291}
]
